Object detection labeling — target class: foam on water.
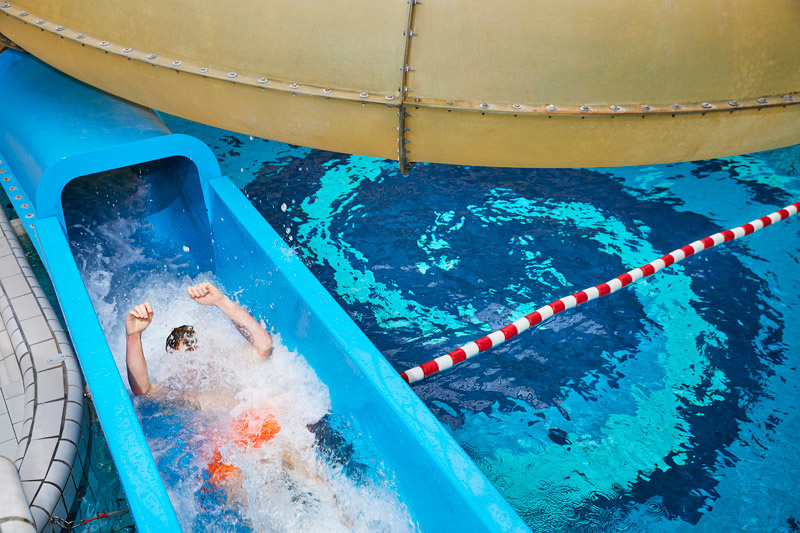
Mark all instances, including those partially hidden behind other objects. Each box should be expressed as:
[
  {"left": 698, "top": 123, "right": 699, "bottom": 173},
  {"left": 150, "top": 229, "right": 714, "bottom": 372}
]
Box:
[{"left": 63, "top": 170, "right": 417, "bottom": 532}]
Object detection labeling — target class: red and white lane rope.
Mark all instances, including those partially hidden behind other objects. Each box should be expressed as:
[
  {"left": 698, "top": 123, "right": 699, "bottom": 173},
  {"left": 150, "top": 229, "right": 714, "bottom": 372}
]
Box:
[{"left": 400, "top": 201, "right": 800, "bottom": 384}]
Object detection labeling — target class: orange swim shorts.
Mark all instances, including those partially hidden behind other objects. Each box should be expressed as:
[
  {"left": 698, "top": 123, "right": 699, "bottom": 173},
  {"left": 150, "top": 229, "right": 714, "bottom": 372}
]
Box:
[{"left": 206, "top": 411, "right": 280, "bottom": 484}]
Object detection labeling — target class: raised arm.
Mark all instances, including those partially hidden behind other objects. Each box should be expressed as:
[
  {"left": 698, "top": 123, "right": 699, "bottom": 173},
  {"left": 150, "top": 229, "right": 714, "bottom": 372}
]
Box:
[
  {"left": 125, "top": 303, "right": 154, "bottom": 395},
  {"left": 188, "top": 282, "right": 273, "bottom": 358}
]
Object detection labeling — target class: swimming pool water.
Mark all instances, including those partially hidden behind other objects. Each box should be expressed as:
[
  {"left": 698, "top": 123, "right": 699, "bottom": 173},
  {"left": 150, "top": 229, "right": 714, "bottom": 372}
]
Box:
[{"left": 165, "top": 115, "right": 800, "bottom": 532}]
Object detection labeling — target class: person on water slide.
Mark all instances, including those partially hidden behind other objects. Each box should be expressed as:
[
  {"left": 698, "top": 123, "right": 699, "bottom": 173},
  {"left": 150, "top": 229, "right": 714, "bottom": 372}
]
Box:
[{"left": 125, "top": 281, "right": 273, "bottom": 397}]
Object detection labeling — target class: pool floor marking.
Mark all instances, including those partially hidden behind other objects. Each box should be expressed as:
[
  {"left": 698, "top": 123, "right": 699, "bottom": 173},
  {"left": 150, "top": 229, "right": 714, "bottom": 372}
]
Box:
[{"left": 401, "top": 201, "right": 800, "bottom": 384}]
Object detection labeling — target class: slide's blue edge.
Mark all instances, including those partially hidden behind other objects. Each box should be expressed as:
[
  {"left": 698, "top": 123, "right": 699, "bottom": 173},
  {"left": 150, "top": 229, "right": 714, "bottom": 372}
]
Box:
[
  {"left": 33, "top": 217, "right": 181, "bottom": 532},
  {"left": 209, "top": 177, "right": 530, "bottom": 532}
]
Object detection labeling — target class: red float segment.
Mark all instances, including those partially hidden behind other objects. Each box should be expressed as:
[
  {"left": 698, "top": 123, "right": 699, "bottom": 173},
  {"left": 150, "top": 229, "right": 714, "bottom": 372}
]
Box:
[
  {"left": 420, "top": 360, "right": 440, "bottom": 376},
  {"left": 573, "top": 291, "right": 589, "bottom": 304},
  {"left": 399, "top": 200, "right": 800, "bottom": 385},
  {"left": 501, "top": 324, "right": 518, "bottom": 340},
  {"left": 450, "top": 348, "right": 468, "bottom": 364},
  {"left": 526, "top": 311, "right": 543, "bottom": 326},
  {"left": 475, "top": 336, "right": 493, "bottom": 352}
]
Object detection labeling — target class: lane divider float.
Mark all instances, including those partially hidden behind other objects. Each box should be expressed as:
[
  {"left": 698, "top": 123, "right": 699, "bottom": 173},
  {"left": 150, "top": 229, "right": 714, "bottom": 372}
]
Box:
[{"left": 401, "top": 201, "right": 800, "bottom": 384}]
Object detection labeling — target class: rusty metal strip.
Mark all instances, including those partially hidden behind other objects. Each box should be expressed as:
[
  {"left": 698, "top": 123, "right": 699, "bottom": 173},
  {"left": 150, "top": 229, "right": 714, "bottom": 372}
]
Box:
[
  {"left": 405, "top": 94, "right": 800, "bottom": 116},
  {"left": 397, "top": 0, "right": 419, "bottom": 173},
  {"left": 3, "top": 2, "right": 798, "bottom": 121},
  {"left": 0, "top": 3, "right": 402, "bottom": 107}
]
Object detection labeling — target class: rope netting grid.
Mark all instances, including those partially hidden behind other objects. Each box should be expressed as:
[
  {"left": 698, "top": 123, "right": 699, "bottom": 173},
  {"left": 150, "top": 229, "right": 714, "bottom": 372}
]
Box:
[{"left": 400, "top": 201, "right": 800, "bottom": 384}]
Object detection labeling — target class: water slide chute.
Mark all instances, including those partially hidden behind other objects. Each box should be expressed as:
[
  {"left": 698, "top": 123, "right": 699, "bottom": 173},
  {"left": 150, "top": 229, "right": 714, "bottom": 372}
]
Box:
[
  {"left": 0, "top": 50, "right": 528, "bottom": 532},
  {"left": 1, "top": 1, "right": 799, "bottom": 172}
]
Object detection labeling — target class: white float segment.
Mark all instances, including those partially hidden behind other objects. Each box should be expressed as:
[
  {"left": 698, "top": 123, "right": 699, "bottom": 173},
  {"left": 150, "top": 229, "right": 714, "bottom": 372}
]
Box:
[
  {"left": 463, "top": 342, "right": 480, "bottom": 358},
  {"left": 488, "top": 330, "right": 506, "bottom": 346},
  {"left": 628, "top": 269, "right": 644, "bottom": 282},
  {"left": 671, "top": 249, "right": 686, "bottom": 262},
  {"left": 751, "top": 218, "right": 764, "bottom": 231},
  {"left": 768, "top": 212, "right": 781, "bottom": 223},
  {"left": 405, "top": 367, "right": 425, "bottom": 383},
  {"left": 561, "top": 295, "right": 578, "bottom": 309},
  {"left": 585, "top": 286, "right": 600, "bottom": 300},
  {"left": 690, "top": 240, "right": 705, "bottom": 253},
  {"left": 538, "top": 305, "right": 554, "bottom": 320},
  {"left": 733, "top": 226, "right": 746, "bottom": 238},
  {"left": 651, "top": 258, "right": 666, "bottom": 273},
  {"left": 711, "top": 233, "right": 725, "bottom": 245},
  {"left": 607, "top": 278, "right": 623, "bottom": 292},
  {"left": 789, "top": 204, "right": 799, "bottom": 215},
  {"left": 513, "top": 317, "right": 531, "bottom": 332},
  {"left": 434, "top": 354, "right": 454, "bottom": 371}
]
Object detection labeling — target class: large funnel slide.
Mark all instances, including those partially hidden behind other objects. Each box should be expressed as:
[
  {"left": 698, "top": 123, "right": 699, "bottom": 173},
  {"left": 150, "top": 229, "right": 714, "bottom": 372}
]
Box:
[
  {"left": 0, "top": 51, "right": 528, "bottom": 531},
  {"left": 2, "top": 2, "right": 800, "bottom": 170}
]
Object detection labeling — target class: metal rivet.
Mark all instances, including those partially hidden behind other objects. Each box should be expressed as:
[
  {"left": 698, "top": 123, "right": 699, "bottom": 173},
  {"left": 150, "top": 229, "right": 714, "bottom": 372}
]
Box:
[
  {"left": 783, "top": 94, "right": 793, "bottom": 101},
  {"left": 14, "top": 195, "right": 21, "bottom": 199},
  {"left": 641, "top": 105, "right": 651, "bottom": 111},
  {"left": 36, "top": 19, "right": 44, "bottom": 25},
  {"left": 385, "top": 95, "right": 395, "bottom": 101},
  {"left": 701, "top": 102, "right": 712, "bottom": 109},
  {"left": 2, "top": 177, "right": 8, "bottom": 181},
  {"left": 227, "top": 72, "right": 238, "bottom": 78},
  {"left": 289, "top": 83, "right": 299, "bottom": 89},
  {"left": 757, "top": 97, "right": 768, "bottom": 104},
  {"left": 20, "top": 204, "right": 28, "bottom": 209},
  {"left": 322, "top": 87, "right": 332, "bottom": 93},
  {"left": 147, "top": 53, "right": 157, "bottom": 59},
  {"left": 25, "top": 213, "right": 34, "bottom": 218},
  {"left": 671, "top": 104, "right": 681, "bottom": 110},
  {"left": 546, "top": 104, "right": 557, "bottom": 111},
  {"left": 55, "top": 25, "right": 64, "bottom": 31},
  {"left": 76, "top": 33, "right": 86, "bottom": 39},
  {"left": 9, "top": 186, "right": 16, "bottom": 190},
  {"left": 1, "top": 4, "right": 10, "bottom": 9},
  {"left": 580, "top": 105, "right": 590, "bottom": 112},
  {"left": 99, "top": 41, "right": 110, "bottom": 47},
  {"left": 480, "top": 103, "right": 489, "bottom": 109},
  {"left": 447, "top": 101, "right": 455, "bottom": 105},
  {"left": 359, "top": 92, "right": 369, "bottom": 98},
  {"left": 609, "top": 105, "right": 621, "bottom": 111},
  {"left": 19, "top": 11, "right": 28, "bottom": 16},
  {"left": 172, "top": 60, "right": 182, "bottom": 66},
  {"left": 122, "top": 47, "right": 133, "bottom": 53},
  {"left": 728, "top": 101, "right": 740, "bottom": 107},
  {"left": 512, "top": 104, "right": 522, "bottom": 110},
  {"left": 199, "top": 67, "right": 209, "bottom": 73},
  {"left": 258, "top": 77, "right": 267, "bottom": 83}
]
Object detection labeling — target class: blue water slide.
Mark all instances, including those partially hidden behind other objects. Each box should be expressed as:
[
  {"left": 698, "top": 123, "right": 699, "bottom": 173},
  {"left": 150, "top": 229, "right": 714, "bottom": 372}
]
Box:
[{"left": 0, "top": 51, "right": 529, "bottom": 531}]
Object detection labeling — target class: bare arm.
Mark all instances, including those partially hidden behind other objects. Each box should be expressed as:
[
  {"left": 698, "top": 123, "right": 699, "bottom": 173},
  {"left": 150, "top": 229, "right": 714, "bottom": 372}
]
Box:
[
  {"left": 125, "top": 303, "right": 154, "bottom": 395},
  {"left": 188, "top": 283, "right": 273, "bottom": 358}
]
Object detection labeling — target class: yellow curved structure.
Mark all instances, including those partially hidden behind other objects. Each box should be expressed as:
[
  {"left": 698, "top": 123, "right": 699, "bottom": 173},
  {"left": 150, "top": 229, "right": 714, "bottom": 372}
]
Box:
[{"left": 2, "top": 1, "right": 799, "bottom": 171}]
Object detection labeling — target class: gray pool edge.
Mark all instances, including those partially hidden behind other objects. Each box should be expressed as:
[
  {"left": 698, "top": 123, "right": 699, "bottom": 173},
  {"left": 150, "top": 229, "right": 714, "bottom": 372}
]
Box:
[{"left": 0, "top": 207, "right": 89, "bottom": 532}]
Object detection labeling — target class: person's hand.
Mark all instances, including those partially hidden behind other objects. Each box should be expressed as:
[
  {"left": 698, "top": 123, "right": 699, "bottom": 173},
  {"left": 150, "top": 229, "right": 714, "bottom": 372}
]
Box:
[
  {"left": 188, "top": 282, "right": 226, "bottom": 307},
  {"left": 126, "top": 303, "right": 153, "bottom": 336}
]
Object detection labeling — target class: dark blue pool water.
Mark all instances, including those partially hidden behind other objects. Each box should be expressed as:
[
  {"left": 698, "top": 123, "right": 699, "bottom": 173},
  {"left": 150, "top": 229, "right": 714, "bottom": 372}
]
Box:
[{"left": 166, "top": 116, "right": 800, "bottom": 532}]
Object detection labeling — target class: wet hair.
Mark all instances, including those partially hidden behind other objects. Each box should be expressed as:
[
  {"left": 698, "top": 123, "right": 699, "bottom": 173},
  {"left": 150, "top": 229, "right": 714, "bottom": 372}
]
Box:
[{"left": 166, "top": 325, "right": 197, "bottom": 352}]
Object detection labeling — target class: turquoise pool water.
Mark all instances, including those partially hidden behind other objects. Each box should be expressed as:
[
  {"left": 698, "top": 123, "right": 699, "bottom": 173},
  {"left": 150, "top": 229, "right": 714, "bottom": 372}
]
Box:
[{"left": 164, "top": 115, "right": 800, "bottom": 532}]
